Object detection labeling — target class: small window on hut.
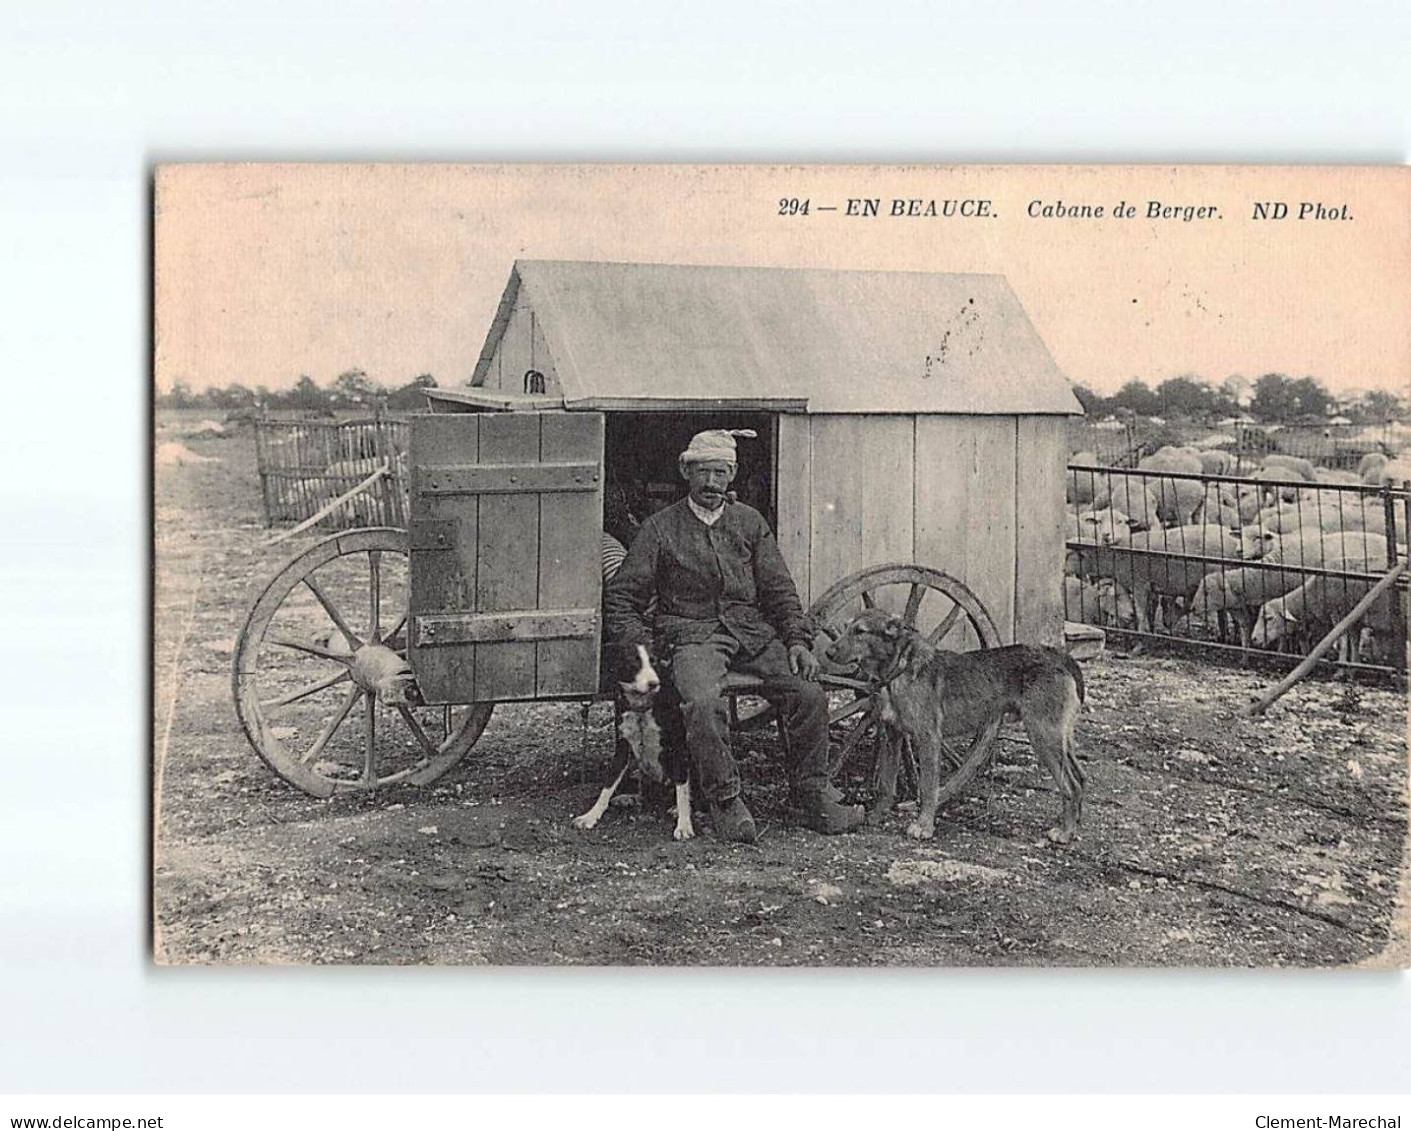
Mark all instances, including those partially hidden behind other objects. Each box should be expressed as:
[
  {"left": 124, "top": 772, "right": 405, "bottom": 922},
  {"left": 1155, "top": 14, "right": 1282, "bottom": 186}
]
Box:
[{"left": 603, "top": 412, "right": 778, "bottom": 545}]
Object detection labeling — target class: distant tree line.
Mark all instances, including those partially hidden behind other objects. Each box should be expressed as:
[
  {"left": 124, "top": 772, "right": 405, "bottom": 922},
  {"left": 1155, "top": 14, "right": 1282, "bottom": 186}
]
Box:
[
  {"left": 1072, "top": 372, "right": 1404, "bottom": 426},
  {"left": 156, "top": 370, "right": 440, "bottom": 414},
  {"left": 158, "top": 367, "right": 1404, "bottom": 428}
]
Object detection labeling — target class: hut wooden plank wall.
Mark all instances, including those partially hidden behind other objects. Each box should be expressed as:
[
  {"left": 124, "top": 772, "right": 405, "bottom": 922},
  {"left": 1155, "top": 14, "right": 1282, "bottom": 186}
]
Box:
[
  {"left": 778, "top": 415, "right": 1069, "bottom": 647},
  {"left": 456, "top": 259, "right": 1082, "bottom": 649}
]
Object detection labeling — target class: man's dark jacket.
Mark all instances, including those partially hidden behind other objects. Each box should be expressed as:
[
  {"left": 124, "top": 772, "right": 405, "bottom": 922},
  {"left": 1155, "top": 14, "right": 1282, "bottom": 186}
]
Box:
[{"left": 604, "top": 499, "right": 810, "bottom": 655}]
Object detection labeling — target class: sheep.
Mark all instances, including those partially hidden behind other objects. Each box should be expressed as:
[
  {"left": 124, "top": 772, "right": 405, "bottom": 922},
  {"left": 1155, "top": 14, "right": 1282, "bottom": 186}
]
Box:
[
  {"left": 1357, "top": 452, "right": 1389, "bottom": 484},
  {"left": 1072, "top": 523, "right": 1241, "bottom": 631},
  {"left": 1092, "top": 508, "right": 1134, "bottom": 543},
  {"left": 1261, "top": 453, "right": 1318, "bottom": 482},
  {"left": 1195, "top": 499, "right": 1245, "bottom": 530},
  {"left": 326, "top": 450, "right": 409, "bottom": 476},
  {"left": 1206, "top": 478, "right": 1259, "bottom": 516},
  {"left": 322, "top": 457, "right": 382, "bottom": 479},
  {"left": 1147, "top": 522, "right": 1244, "bottom": 558},
  {"left": 1253, "top": 503, "right": 1305, "bottom": 534},
  {"left": 1098, "top": 578, "right": 1140, "bottom": 629},
  {"left": 1251, "top": 573, "right": 1403, "bottom": 662},
  {"left": 1089, "top": 469, "right": 1195, "bottom": 528},
  {"left": 1238, "top": 526, "right": 1390, "bottom": 572},
  {"left": 1066, "top": 505, "right": 1135, "bottom": 546},
  {"left": 1184, "top": 566, "right": 1312, "bottom": 646},
  {"left": 1139, "top": 447, "right": 1203, "bottom": 476},
  {"left": 301, "top": 453, "right": 409, "bottom": 524},
  {"left": 1233, "top": 523, "right": 1277, "bottom": 562},
  {"left": 1197, "top": 449, "right": 1235, "bottom": 476},
  {"left": 1147, "top": 475, "right": 1205, "bottom": 526},
  {"left": 1194, "top": 482, "right": 1242, "bottom": 527},
  {"left": 1371, "top": 457, "right": 1411, "bottom": 486},
  {"left": 1281, "top": 528, "right": 1388, "bottom": 568},
  {"left": 1102, "top": 475, "right": 1164, "bottom": 531},
  {"left": 1062, "top": 575, "right": 1139, "bottom": 630},
  {"left": 1067, "top": 457, "right": 1109, "bottom": 506},
  {"left": 1315, "top": 468, "right": 1362, "bottom": 486},
  {"left": 1234, "top": 487, "right": 1263, "bottom": 524},
  {"left": 1066, "top": 506, "right": 1136, "bottom": 577},
  {"left": 1312, "top": 498, "right": 1388, "bottom": 537},
  {"left": 1251, "top": 465, "right": 1303, "bottom": 503}
]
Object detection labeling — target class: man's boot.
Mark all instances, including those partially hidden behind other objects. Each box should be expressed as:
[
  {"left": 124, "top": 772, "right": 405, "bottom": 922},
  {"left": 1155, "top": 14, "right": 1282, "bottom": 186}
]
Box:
[
  {"left": 709, "top": 795, "right": 759, "bottom": 844},
  {"left": 794, "top": 787, "right": 865, "bottom": 834}
]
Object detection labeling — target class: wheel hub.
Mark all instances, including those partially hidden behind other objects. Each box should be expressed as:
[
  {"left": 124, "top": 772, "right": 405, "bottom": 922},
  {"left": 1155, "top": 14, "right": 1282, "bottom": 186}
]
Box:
[{"left": 349, "top": 642, "right": 415, "bottom": 703}]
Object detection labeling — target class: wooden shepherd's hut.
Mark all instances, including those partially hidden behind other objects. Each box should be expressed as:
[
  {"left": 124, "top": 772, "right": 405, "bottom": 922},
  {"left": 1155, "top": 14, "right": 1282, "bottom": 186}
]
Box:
[{"left": 415, "top": 259, "right": 1082, "bottom": 703}]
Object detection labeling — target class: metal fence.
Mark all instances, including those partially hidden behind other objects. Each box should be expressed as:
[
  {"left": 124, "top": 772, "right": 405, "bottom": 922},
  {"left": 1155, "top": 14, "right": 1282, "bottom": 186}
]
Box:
[
  {"left": 1064, "top": 463, "right": 1409, "bottom": 674},
  {"left": 254, "top": 412, "right": 409, "bottom": 530},
  {"left": 1234, "top": 422, "right": 1393, "bottom": 472},
  {"left": 1068, "top": 419, "right": 1140, "bottom": 468}
]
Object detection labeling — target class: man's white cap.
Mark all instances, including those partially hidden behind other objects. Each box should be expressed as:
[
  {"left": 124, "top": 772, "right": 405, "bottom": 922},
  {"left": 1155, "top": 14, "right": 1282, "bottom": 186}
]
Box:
[{"left": 679, "top": 428, "right": 757, "bottom": 466}]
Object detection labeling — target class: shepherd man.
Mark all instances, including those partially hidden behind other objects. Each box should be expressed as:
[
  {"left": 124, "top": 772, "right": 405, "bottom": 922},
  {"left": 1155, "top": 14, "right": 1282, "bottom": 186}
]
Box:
[{"left": 604, "top": 428, "right": 864, "bottom": 843}]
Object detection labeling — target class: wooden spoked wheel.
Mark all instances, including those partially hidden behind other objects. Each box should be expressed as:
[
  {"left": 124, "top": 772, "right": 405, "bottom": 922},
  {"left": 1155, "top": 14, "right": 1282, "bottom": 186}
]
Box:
[
  {"left": 232, "top": 527, "right": 494, "bottom": 798},
  {"left": 807, "top": 564, "right": 1003, "bottom": 804}
]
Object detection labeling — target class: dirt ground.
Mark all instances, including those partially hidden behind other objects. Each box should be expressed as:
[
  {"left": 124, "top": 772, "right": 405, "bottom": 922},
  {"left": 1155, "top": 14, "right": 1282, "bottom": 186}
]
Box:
[{"left": 153, "top": 417, "right": 1410, "bottom": 967}]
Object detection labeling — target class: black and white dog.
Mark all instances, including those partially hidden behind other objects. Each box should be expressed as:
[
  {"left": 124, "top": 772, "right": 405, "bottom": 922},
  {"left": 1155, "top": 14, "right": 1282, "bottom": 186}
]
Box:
[{"left": 572, "top": 643, "right": 695, "bottom": 840}]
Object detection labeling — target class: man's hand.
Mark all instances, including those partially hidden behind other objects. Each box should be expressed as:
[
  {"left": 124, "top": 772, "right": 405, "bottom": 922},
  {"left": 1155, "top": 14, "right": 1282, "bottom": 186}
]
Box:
[{"left": 788, "top": 643, "right": 820, "bottom": 681}]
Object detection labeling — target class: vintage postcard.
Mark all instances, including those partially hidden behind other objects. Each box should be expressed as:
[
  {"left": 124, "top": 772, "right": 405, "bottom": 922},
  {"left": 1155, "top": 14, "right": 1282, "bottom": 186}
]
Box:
[{"left": 153, "top": 164, "right": 1410, "bottom": 967}]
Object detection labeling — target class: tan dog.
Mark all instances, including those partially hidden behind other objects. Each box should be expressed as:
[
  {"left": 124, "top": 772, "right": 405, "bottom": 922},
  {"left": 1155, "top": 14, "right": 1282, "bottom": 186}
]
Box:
[{"left": 825, "top": 609, "right": 1086, "bottom": 844}]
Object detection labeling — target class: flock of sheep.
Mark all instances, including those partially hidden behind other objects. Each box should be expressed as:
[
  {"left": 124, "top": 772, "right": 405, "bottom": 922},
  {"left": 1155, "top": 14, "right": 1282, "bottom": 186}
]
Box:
[{"left": 1064, "top": 443, "right": 1409, "bottom": 666}]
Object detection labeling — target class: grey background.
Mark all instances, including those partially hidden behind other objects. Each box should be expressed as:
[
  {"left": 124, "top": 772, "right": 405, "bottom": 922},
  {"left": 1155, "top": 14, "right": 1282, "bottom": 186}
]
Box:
[{"left": 4, "top": 0, "right": 1410, "bottom": 1093}]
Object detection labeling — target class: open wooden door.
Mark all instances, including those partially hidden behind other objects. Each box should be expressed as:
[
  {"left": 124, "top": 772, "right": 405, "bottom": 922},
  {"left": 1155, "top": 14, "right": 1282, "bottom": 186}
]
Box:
[{"left": 408, "top": 409, "right": 605, "bottom": 703}]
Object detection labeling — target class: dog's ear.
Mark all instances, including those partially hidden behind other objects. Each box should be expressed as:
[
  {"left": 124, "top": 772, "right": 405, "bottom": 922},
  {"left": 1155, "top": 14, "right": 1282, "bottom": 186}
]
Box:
[{"left": 882, "top": 614, "right": 903, "bottom": 639}]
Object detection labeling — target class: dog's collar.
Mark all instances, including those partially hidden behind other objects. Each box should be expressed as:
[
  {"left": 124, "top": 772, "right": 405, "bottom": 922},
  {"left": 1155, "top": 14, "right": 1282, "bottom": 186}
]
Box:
[{"left": 873, "top": 628, "right": 919, "bottom": 689}]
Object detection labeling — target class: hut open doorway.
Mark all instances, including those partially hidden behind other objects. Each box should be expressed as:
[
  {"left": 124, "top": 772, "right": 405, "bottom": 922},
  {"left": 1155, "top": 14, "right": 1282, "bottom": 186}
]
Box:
[{"left": 603, "top": 411, "right": 779, "bottom": 547}]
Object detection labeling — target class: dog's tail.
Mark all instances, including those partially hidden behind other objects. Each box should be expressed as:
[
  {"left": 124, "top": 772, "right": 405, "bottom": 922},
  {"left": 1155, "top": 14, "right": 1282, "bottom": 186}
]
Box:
[{"left": 1061, "top": 652, "right": 1086, "bottom": 704}]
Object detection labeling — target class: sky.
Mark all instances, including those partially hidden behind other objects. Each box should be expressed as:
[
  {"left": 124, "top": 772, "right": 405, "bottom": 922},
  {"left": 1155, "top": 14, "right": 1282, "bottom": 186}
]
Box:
[{"left": 154, "top": 164, "right": 1411, "bottom": 399}]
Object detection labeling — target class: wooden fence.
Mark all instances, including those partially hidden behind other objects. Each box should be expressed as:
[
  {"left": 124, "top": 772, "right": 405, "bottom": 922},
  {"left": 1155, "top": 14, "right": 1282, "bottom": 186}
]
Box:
[{"left": 254, "top": 412, "right": 409, "bottom": 530}]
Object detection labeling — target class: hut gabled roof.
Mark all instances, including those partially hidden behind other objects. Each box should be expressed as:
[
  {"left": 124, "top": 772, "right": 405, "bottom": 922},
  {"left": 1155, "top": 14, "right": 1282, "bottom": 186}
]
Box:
[{"left": 470, "top": 260, "right": 1082, "bottom": 415}]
